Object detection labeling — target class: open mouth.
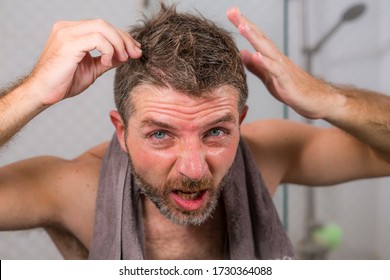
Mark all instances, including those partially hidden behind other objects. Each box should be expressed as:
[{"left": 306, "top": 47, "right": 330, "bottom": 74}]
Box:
[
  {"left": 174, "top": 190, "right": 204, "bottom": 200},
  {"left": 171, "top": 189, "right": 208, "bottom": 211}
]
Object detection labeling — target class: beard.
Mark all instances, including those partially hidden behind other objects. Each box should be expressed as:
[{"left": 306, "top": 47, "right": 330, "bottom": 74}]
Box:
[{"left": 129, "top": 160, "right": 227, "bottom": 226}]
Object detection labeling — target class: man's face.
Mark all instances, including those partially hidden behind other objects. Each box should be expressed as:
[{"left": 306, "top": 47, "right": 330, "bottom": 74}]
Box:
[{"left": 122, "top": 85, "right": 241, "bottom": 225}]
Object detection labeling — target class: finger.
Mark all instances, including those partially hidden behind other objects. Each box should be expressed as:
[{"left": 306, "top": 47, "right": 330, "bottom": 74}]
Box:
[
  {"left": 252, "top": 51, "right": 285, "bottom": 80},
  {"left": 55, "top": 19, "right": 141, "bottom": 62},
  {"left": 76, "top": 20, "right": 132, "bottom": 62},
  {"left": 73, "top": 33, "right": 115, "bottom": 67},
  {"left": 227, "top": 7, "right": 281, "bottom": 61},
  {"left": 50, "top": 20, "right": 81, "bottom": 34},
  {"left": 92, "top": 55, "right": 122, "bottom": 77},
  {"left": 226, "top": 6, "right": 242, "bottom": 27},
  {"left": 238, "top": 24, "right": 280, "bottom": 63},
  {"left": 116, "top": 28, "right": 143, "bottom": 59},
  {"left": 241, "top": 50, "right": 267, "bottom": 81},
  {"left": 241, "top": 49, "right": 287, "bottom": 86},
  {"left": 227, "top": 7, "right": 269, "bottom": 42}
]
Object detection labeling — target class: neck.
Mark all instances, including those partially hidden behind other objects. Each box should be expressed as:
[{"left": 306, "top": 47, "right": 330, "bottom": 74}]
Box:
[{"left": 141, "top": 195, "right": 226, "bottom": 259}]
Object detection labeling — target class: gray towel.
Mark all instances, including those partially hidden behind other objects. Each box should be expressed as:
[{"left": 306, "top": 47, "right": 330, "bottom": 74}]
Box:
[{"left": 89, "top": 135, "right": 296, "bottom": 259}]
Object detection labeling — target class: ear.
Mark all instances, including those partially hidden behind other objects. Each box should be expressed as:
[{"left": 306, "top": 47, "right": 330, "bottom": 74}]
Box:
[
  {"left": 239, "top": 105, "right": 248, "bottom": 124},
  {"left": 109, "top": 110, "right": 129, "bottom": 153}
]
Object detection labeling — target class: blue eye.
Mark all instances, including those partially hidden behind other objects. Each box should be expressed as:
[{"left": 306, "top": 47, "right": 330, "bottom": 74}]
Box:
[
  {"left": 152, "top": 131, "right": 166, "bottom": 140},
  {"left": 209, "top": 129, "right": 222, "bottom": 137}
]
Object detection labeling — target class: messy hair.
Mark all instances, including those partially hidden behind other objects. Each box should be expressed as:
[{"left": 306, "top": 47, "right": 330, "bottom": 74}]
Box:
[{"left": 114, "top": 4, "right": 248, "bottom": 126}]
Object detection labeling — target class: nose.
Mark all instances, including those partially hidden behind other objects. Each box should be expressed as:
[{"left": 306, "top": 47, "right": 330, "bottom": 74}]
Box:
[{"left": 175, "top": 141, "right": 208, "bottom": 182}]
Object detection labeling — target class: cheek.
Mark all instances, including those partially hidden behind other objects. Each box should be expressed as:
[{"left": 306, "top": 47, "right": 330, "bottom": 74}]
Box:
[
  {"left": 207, "top": 137, "right": 239, "bottom": 182},
  {"left": 127, "top": 139, "right": 176, "bottom": 184}
]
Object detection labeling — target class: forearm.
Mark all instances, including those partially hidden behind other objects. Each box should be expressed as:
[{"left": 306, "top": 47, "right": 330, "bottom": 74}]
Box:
[
  {"left": 0, "top": 19, "right": 142, "bottom": 147},
  {"left": 325, "top": 84, "right": 390, "bottom": 162},
  {"left": 0, "top": 79, "right": 47, "bottom": 146}
]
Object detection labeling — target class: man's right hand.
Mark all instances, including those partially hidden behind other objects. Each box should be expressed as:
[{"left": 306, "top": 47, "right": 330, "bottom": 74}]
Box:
[{"left": 27, "top": 19, "right": 142, "bottom": 107}]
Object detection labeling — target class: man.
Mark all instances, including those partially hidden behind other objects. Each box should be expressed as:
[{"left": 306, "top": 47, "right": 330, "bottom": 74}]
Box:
[{"left": 0, "top": 5, "right": 389, "bottom": 259}]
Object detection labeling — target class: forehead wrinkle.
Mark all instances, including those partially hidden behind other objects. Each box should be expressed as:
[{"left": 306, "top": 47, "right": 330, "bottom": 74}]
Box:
[
  {"left": 141, "top": 112, "right": 236, "bottom": 127},
  {"left": 131, "top": 85, "right": 240, "bottom": 115},
  {"left": 141, "top": 96, "right": 235, "bottom": 115},
  {"left": 139, "top": 103, "right": 236, "bottom": 120}
]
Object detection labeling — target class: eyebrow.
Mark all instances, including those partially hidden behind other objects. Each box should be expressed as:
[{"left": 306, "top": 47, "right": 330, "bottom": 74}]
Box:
[
  {"left": 141, "top": 119, "right": 175, "bottom": 130},
  {"left": 205, "top": 114, "right": 237, "bottom": 127},
  {"left": 140, "top": 114, "right": 237, "bottom": 130}
]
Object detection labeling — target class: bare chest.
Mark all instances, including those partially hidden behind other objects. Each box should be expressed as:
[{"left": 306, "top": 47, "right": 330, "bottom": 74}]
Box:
[
  {"left": 142, "top": 205, "right": 227, "bottom": 260},
  {"left": 144, "top": 226, "right": 226, "bottom": 259}
]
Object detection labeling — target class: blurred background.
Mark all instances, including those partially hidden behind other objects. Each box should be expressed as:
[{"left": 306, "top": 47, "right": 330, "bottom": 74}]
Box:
[{"left": 0, "top": 0, "right": 389, "bottom": 259}]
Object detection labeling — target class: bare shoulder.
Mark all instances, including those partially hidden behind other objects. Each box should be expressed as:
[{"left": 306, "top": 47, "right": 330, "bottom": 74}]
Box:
[
  {"left": 61, "top": 141, "right": 109, "bottom": 190},
  {"left": 0, "top": 141, "right": 110, "bottom": 258},
  {"left": 240, "top": 118, "right": 313, "bottom": 156},
  {"left": 52, "top": 142, "right": 110, "bottom": 237},
  {"left": 241, "top": 118, "right": 316, "bottom": 140},
  {"left": 38, "top": 141, "right": 110, "bottom": 195},
  {"left": 37, "top": 141, "right": 110, "bottom": 259},
  {"left": 241, "top": 119, "right": 286, "bottom": 144},
  {"left": 83, "top": 141, "right": 110, "bottom": 161},
  {"left": 240, "top": 119, "right": 318, "bottom": 195},
  {"left": 43, "top": 141, "right": 110, "bottom": 259}
]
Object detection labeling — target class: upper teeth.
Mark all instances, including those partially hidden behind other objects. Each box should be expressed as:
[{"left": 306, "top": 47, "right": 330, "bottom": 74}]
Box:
[{"left": 176, "top": 190, "right": 201, "bottom": 200}]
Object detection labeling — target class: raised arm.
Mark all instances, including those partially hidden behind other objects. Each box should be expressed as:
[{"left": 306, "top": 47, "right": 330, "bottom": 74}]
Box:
[
  {"left": 0, "top": 19, "right": 141, "bottom": 256},
  {"left": 0, "top": 19, "right": 142, "bottom": 146},
  {"left": 227, "top": 7, "right": 390, "bottom": 188}
]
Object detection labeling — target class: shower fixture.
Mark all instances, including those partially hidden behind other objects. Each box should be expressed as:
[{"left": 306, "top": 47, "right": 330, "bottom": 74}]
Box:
[{"left": 299, "top": 2, "right": 366, "bottom": 260}]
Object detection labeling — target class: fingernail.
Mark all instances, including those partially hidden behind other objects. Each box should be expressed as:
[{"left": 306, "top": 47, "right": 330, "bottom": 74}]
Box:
[{"left": 123, "top": 51, "right": 129, "bottom": 60}]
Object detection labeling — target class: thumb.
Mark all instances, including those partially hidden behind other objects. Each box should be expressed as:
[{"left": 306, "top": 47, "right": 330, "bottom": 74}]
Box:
[{"left": 92, "top": 56, "right": 123, "bottom": 78}]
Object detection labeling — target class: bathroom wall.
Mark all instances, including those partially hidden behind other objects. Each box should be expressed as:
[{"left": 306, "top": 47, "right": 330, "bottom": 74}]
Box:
[
  {"left": 287, "top": 0, "right": 390, "bottom": 259},
  {"left": 0, "top": 0, "right": 286, "bottom": 259}
]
